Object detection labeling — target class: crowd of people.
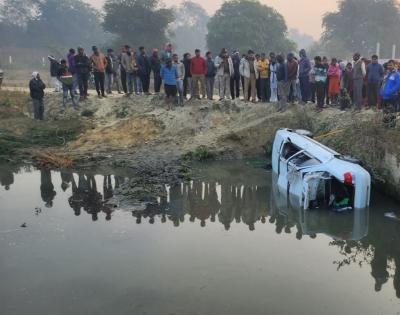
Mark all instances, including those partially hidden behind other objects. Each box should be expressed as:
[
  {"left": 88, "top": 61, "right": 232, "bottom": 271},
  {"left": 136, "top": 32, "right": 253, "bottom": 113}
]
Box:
[{"left": 28, "top": 43, "right": 400, "bottom": 119}]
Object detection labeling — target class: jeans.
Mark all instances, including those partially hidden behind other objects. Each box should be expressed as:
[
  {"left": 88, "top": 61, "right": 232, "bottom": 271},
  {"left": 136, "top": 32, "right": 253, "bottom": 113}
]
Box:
[
  {"left": 120, "top": 68, "right": 128, "bottom": 93},
  {"left": 277, "top": 81, "right": 290, "bottom": 110},
  {"left": 177, "top": 79, "right": 184, "bottom": 104},
  {"left": 183, "top": 77, "right": 192, "bottom": 98},
  {"left": 259, "top": 78, "right": 269, "bottom": 102},
  {"left": 140, "top": 73, "right": 150, "bottom": 93},
  {"left": 287, "top": 79, "right": 297, "bottom": 102},
  {"left": 218, "top": 74, "right": 230, "bottom": 99},
  {"left": 192, "top": 74, "right": 206, "bottom": 98},
  {"left": 77, "top": 72, "right": 89, "bottom": 97},
  {"left": 316, "top": 81, "right": 326, "bottom": 108},
  {"left": 106, "top": 72, "right": 121, "bottom": 93},
  {"left": 353, "top": 79, "right": 364, "bottom": 109},
  {"left": 62, "top": 84, "right": 77, "bottom": 107},
  {"left": 367, "top": 82, "right": 380, "bottom": 107},
  {"left": 93, "top": 72, "right": 105, "bottom": 96},
  {"left": 206, "top": 76, "right": 215, "bottom": 100},
  {"left": 32, "top": 98, "right": 44, "bottom": 120},
  {"left": 230, "top": 76, "right": 240, "bottom": 99},
  {"left": 244, "top": 74, "right": 257, "bottom": 101},
  {"left": 299, "top": 76, "right": 310, "bottom": 102},
  {"left": 154, "top": 71, "right": 162, "bottom": 93},
  {"left": 72, "top": 73, "right": 78, "bottom": 94},
  {"left": 127, "top": 72, "right": 140, "bottom": 94}
]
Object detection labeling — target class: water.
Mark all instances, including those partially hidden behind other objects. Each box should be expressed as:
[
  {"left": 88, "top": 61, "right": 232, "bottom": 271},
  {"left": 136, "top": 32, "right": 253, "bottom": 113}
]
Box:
[{"left": 0, "top": 161, "right": 400, "bottom": 315}]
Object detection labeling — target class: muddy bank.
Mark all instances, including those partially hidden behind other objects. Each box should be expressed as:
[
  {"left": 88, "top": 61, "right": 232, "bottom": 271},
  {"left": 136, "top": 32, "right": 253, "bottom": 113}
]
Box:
[{"left": 1, "top": 89, "right": 400, "bottom": 204}]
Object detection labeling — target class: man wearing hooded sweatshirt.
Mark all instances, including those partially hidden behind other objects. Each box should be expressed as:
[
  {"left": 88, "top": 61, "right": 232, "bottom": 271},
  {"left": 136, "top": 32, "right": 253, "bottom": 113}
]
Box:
[
  {"left": 230, "top": 51, "right": 241, "bottom": 100},
  {"left": 215, "top": 48, "right": 234, "bottom": 100},
  {"left": 150, "top": 49, "right": 162, "bottom": 94},
  {"left": 29, "top": 72, "right": 46, "bottom": 120},
  {"left": 380, "top": 59, "right": 400, "bottom": 112},
  {"left": 298, "top": 49, "right": 311, "bottom": 103}
]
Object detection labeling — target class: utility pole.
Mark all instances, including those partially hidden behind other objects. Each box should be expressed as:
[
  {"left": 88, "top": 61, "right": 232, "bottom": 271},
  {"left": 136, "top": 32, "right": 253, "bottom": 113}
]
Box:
[{"left": 392, "top": 45, "right": 396, "bottom": 59}]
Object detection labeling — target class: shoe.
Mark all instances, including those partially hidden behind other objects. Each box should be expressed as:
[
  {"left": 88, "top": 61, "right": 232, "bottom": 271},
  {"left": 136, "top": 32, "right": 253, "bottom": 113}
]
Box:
[
  {"left": 102, "top": 94, "right": 107, "bottom": 98},
  {"left": 118, "top": 91, "right": 124, "bottom": 94}
]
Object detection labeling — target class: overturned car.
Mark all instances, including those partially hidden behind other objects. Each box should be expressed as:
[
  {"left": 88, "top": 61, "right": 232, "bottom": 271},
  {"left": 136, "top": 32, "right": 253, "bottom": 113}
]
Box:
[{"left": 272, "top": 129, "right": 371, "bottom": 211}]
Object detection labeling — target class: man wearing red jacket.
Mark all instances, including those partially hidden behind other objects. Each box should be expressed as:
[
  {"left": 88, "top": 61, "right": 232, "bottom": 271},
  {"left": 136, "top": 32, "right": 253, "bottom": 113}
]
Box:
[{"left": 190, "top": 49, "right": 207, "bottom": 100}]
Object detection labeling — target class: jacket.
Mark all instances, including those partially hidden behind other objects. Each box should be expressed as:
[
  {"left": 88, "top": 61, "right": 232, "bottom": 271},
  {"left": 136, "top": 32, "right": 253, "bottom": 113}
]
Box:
[
  {"left": 175, "top": 62, "right": 185, "bottom": 80},
  {"left": 231, "top": 55, "right": 241, "bottom": 78},
  {"left": 276, "top": 62, "right": 287, "bottom": 82},
  {"left": 50, "top": 59, "right": 59, "bottom": 77},
  {"left": 121, "top": 52, "right": 136, "bottom": 73},
  {"left": 160, "top": 65, "right": 178, "bottom": 86},
  {"left": 367, "top": 63, "right": 384, "bottom": 84},
  {"left": 90, "top": 53, "right": 107, "bottom": 73},
  {"left": 214, "top": 56, "right": 234, "bottom": 77},
  {"left": 183, "top": 59, "right": 192, "bottom": 78},
  {"left": 353, "top": 59, "right": 366, "bottom": 80},
  {"left": 190, "top": 56, "right": 207, "bottom": 76},
  {"left": 206, "top": 58, "right": 217, "bottom": 77},
  {"left": 299, "top": 56, "right": 311, "bottom": 77},
  {"left": 257, "top": 59, "right": 269, "bottom": 79},
  {"left": 287, "top": 59, "right": 298, "bottom": 80},
  {"left": 74, "top": 54, "right": 91, "bottom": 75},
  {"left": 314, "top": 64, "right": 327, "bottom": 83},
  {"left": 150, "top": 55, "right": 162, "bottom": 74},
  {"left": 29, "top": 78, "right": 46, "bottom": 100},
  {"left": 67, "top": 52, "right": 76, "bottom": 74},
  {"left": 380, "top": 70, "right": 400, "bottom": 100},
  {"left": 136, "top": 54, "right": 151, "bottom": 76},
  {"left": 239, "top": 58, "right": 259, "bottom": 79}
]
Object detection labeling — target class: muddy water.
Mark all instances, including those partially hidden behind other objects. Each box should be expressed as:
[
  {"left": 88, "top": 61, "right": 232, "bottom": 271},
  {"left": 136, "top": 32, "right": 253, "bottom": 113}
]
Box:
[{"left": 0, "top": 161, "right": 399, "bottom": 315}]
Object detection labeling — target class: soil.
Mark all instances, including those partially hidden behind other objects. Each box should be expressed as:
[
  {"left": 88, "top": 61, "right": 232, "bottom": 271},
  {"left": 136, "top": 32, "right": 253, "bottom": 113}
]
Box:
[{"left": 1, "top": 89, "right": 400, "bottom": 206}]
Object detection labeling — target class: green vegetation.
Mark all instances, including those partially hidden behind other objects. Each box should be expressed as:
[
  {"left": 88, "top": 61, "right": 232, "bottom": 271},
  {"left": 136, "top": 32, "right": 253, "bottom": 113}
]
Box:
[{"left": 183, "top": 146, "right": 215, "bottom": 162}]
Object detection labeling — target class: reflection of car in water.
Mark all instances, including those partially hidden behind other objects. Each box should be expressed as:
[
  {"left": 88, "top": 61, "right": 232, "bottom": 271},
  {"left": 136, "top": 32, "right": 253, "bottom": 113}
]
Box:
[
  {"left": 270, "top": 172, "right": 369, "bottom": 241},
  {"left": 272, "top": 129, "right": 371, "bottom": 211}
]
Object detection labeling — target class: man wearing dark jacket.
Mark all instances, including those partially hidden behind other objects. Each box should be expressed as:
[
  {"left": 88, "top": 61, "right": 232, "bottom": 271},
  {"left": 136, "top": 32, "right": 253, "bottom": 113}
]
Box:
[
  {"left": 205, "top": 51, "right": 216, "bottom": 100},
  {"left": 137, "top": 46, "right": 151, "bottom": 94},
  {"left": 182, "top": 53, "right": 192, "bottom": 99},
  {"left": 150, "top": 49, "right": 162, "bottom": 93},
  {"left": 230, "top": 51, "right": 241, "bottom": 99},
  {"left": 29, "top": 72, "right": 46, "bottom": 120},
  {"left": 74, "top": 47, "right": 91, "bottom": 100},
  {"left": 367, "top": 54, "right": 384, "bottom": 109}
]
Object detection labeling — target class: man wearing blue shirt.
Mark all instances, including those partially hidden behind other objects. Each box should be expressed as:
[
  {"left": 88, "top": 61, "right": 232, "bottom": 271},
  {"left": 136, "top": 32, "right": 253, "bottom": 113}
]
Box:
[
  {"left": 160, "top": 58, "right": 178, "bottom": 111},
  {"left": 366, "top": 55, "right": 384, "bottom": 109}
]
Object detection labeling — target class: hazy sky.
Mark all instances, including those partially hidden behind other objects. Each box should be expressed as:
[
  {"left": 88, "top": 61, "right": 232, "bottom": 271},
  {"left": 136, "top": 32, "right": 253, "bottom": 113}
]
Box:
[{"left": 86, "top": 0, "right": 339, "bottom": 39}]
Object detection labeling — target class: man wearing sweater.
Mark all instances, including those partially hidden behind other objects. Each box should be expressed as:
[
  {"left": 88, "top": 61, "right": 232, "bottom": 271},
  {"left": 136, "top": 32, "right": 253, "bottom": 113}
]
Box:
[
  {"left": 366, "top": 55, "right": 384, "bottom": 109},
  {"left": 190, "top": 49, "right": 207, "bottom": 100},
  {"left": 90, "top": 46, "right": 108, "bottom": 99}
]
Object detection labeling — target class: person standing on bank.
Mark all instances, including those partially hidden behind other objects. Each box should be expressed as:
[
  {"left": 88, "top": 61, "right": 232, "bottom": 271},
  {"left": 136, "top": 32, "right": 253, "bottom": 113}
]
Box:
[
  {"left": 327, "top": 58, "right": 341, "bottom": 105},
  {"left": 67, "top": 48, "right": 78, "bottom": 95},
  {"left": 276, "top": 54, "right": 289, "bottom": 112},
  {"left": 230, "top": 50, "right": 241, "bottom": 100},
  {"left": 74, "top": 47, "right": 91, "bottom": 101},
  {"left": 190, "top": 49, "right": 207, "bottom": 100},
  {"left": 314, "top": 56, "right": 328, "bottom": 112},
  {"left": 173, "top": 53, "right": 185, "bottom": 105},
  {"left": 205, "top": 51, "right": 217, "bottom": 100},
  {"left": 105, "top": 48, "right": 121, "bottom": 95},
  {"left": 366, "top": 55, "right": 384, "bottom": 109},
  {"left": 215, "top": 48, "right": 234, "bottom": 101},
  {"left": 90, "top": 46, "right": 107, "bottom": 99},
  {"left": 269, "top": 53, "right": 278, "bottom": 102},
  {"left": 182, "top": 53, "right": 192, "bottom": 100},
  {"left": 257, "top": 53, "right": 270, "bottom": 102},
  {"left": 57, "top": 59, "right": 78, "bottom": 110},
  {"left": 298, "top": 49, "right": 311, "bottom": 104},
  {"left": 160, "top": 58, "right": 178, "bottom": 111},
  {"left": 137, "top": 46, "right": 152, "bottom": 95},
  {"left": 352, "top": 52, "right": 366, "bottom": 111},
  {"left": 119, "top": 46, "right": 128, "bottom": 94},
  {"left": 150, "top": 49, "right": 162, "bottom": 94},
  {"left": 29, "top": 72, "right": 46, "bottom": 120},
  {"left": 240, "top": 50, "right": 258, "bottom": 103}
]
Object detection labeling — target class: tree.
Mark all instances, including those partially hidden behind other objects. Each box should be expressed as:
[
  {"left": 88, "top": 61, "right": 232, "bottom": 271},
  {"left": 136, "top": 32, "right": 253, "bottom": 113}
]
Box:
[
  {"left": 0, "top": 0, "right": 40, "bottom": 28},
  {"left": 103, "top": 0, "right": 175, "bottom": 50},
  {"left": 206, "top": 0, "right": 295, "bottom": 54},
  {"left": 170, "top": 1, "right": 209, "bottom": 55},
  {"left": 323, "top": 0, "right": 400, "bottom": 58},
  {"left": 25, "top": 0, "right": 107, "bottom": 52}
]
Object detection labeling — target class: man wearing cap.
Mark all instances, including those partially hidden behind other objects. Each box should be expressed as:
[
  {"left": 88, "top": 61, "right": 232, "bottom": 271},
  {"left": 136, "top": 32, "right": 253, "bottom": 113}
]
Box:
[{"left": 29, "top": 72, "right": 46, "bottom": 120}]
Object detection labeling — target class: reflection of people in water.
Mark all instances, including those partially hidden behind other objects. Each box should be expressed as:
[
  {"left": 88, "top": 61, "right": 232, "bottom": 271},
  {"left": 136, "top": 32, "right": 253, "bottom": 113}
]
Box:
[
  {"left": 168, "top": 184, "right": 186, "bottom": 227},
  {"left": 189, "top": 181, "right": 212, "bottom": 227},
  {"left": 103, "top": 175, "right": 114, "bottom": 200},
  {"left": 241, "top": 186, "right": 258, "bottom": 231},
  {"left": 60, "top": 171, "right": 73, "bottom": 192},
  {"left": 219, "top": 184, "right": 236, "bottom": 230},
  {"left": 0, "top": 164, "right": 14, "bottom": 191},
  {"left": 40, "top": 169, "right": 56, "bottom": 208},
  {"left": 85, "top": 175, "right": 102, "bottom": 221}
]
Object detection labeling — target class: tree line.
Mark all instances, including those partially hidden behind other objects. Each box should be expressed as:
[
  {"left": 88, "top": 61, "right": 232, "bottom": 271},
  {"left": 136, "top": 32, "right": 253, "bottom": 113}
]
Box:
[{"left": 1, "top": 0, "right": 400, "bottom": 59}]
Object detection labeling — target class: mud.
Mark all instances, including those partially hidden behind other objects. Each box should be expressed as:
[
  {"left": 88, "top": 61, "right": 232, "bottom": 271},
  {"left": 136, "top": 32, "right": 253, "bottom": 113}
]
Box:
[{"left": 1, "top": 89, "right": 400, "bottom": 205}]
